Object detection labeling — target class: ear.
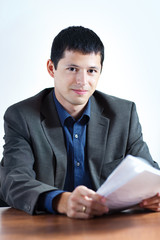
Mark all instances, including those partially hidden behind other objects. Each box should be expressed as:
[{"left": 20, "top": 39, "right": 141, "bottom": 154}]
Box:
[{"left": 47, "top": 59, "right": 55, "bottom": 78}]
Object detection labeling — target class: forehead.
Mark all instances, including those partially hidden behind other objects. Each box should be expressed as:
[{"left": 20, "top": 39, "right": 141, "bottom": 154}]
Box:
[{"left": 59, "top": 50, "right": 101, "bottom": 67}]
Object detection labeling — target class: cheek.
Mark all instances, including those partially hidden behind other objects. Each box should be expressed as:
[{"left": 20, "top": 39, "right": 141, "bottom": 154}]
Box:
[{"left": 89, "top": 77, "right": 99, "bottom": 87}]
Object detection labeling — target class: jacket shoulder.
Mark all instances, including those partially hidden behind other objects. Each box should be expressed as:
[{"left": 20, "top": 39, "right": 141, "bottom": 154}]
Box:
[
  {"left": 93, "top": 90, "right": 133, "bottom": 104},
  {"left": 4, "top": 88, "right": 54, "bottom": 116},
  {"left": 93, "top": 90, "right": 134, "bottom": 115}
]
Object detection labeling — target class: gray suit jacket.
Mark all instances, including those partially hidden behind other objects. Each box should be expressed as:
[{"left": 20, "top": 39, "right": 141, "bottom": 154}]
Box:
[{"left": 0, "top": 88, "right": 158, "bottom": 214}]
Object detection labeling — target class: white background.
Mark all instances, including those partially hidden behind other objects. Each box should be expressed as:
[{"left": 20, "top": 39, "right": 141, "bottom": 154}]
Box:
[{"left": 0, "top": 0, "right": 160, "bottom": 163}]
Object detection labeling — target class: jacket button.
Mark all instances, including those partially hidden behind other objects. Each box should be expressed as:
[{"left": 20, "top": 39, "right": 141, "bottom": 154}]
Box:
[{"left": 24, "top": 204, "right": 31, "bottom": 212}]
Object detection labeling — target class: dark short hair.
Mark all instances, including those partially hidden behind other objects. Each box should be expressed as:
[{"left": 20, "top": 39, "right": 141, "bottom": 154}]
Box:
[{"left": 50, "top": 26, "right": 104, "bottom": 69}]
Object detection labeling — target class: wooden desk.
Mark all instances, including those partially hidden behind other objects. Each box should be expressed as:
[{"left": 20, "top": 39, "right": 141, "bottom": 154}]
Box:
[{"left": 0, "top": 207, "right": 160, "bottom": 240}]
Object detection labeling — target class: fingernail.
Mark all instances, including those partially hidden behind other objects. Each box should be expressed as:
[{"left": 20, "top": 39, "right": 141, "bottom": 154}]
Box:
[
  {"left": 105, "top": 207, "right": 109, "bottom": 213},
  {"left": 143, "top": 201, "right": 147, "bottom": 206},
  {"left": 101, "top": 197, "right": 107, "bottom": 203}
]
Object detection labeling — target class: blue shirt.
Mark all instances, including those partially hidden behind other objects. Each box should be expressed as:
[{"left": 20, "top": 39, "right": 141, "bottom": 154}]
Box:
[{"left": 43, "top": 91, "right": 93, "bottom": 213}]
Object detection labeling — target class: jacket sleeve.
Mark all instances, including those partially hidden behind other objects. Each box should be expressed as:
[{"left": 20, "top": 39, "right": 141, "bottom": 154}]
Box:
[
  {"left": 126, "top": 102, "right": 159, "bottom": 169},
  {"left": 0, "top": 105, "right": 56, "bottom": 215}
]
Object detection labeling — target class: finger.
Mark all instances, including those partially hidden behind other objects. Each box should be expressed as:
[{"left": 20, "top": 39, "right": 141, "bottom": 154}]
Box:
[
  {"left": 67, "top": 186, "right": 108, "bottom": 218},
  {"left": 67, "top": 209, "right": 94, "bottom": 219},
  {"left": 142, "top": 193, "right": 160, "bottom": 203},
  {"left": 67, "top": 202, "right": 94, "bottom": 219},
  {"left": 68, "top": 211, "right": 94, "bottom": 219},
  {"left": 82, "top": 189, "right": 109, "bottom": 215},
  {"left": 77, "top": 197, "right": 109, "bottom": 216},
  {"left": 69, "top": 196, "right": 108, "bottom": 217},
  {"left": 66, "top": 187, "right": 95, "bottom": 218},
  {"left": 85, "top": 191, "right": 108, "bottom": 205},
  {"left": 75, "top": 185, "right": 96, "bottom": 196},
  {"left": 76, "top": 203, "right": 107, "bottom": 218},
  {"left": 75, "top": 185, "right": 106, "bottom": 204},
  {"left": 140, "top": 193, "right": 160, "bottom": 207},
  {"left": 73, "top": 186, "right": 108, "bottom": 210},
  {"left": 142, "top": 203, "right": 160, "bottom": 212},
  {"left": 86, "top": 198, "right": 108, "bottom": 214}
]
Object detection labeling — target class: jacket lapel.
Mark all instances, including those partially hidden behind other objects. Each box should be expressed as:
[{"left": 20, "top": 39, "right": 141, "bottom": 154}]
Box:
[
  {"left": 87, "top": 95, "right": 110, "bottom": 190},
  {"left": 40, "top": 89, "right": 110, "bottom": 190},
  {"left": 40, "top": 90, "right": 67, "bottom": 189}
]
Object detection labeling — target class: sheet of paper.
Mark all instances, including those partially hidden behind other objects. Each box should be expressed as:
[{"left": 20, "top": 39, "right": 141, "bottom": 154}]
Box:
[{"left": 97, "top": 155, "right": 160, "bottom": 210}]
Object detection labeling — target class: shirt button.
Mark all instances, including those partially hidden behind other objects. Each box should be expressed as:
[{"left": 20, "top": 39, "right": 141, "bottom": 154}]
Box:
[
  {"left": 76, "top": 162, "right": 80, "bottom": 167},
  {"left": 75, "top": 134, "right": 78, "bottom": 139}
]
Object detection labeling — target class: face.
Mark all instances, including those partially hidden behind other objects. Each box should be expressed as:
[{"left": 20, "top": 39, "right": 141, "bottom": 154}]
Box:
[{"left": 47, "top": 50, "right": 101, "bottom": 115}]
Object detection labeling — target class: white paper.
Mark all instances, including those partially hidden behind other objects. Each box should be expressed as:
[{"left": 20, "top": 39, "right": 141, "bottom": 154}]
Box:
[{"left": 97, "top": 155, "right": 160, "bottom": 210}]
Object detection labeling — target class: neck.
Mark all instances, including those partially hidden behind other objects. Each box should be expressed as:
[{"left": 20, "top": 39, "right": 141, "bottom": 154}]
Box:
[
  {"left": 62, "top": 103, "right": 87, "bottom": 120},
  {"left": 54, "top": 90, "right": 88, "bottom": 120}
]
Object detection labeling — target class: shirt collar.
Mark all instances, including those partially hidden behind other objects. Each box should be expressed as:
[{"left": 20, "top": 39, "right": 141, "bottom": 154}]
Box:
[{"left": 53, "top": 90, "right": 90, "bottom": 126}]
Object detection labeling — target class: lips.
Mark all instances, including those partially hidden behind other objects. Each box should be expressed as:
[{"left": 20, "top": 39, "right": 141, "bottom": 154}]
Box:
[{"left": 72, "top": 89, "right": 88, "bottom": 95}]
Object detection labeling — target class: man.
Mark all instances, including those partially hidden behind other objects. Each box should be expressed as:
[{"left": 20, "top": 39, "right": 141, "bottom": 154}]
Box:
[{"left": 0, "top": 26, "right": 160, "bottom": 219}]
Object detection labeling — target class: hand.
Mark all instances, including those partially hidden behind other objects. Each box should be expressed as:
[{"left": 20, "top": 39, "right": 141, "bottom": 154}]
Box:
[
  {"left": 53, "top": 186, "right": 109, "bottom": 219},
  {"left": 139, "top": 193, "right": 160, "bottom": 212}
]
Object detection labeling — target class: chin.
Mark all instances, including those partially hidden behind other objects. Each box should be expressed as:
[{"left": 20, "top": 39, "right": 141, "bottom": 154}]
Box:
[
  {"left": 69, "top": 94, "right": 90, "bottom": 106},
  {"left": 71, "top": 99, "right": 88, "bottom": 106}
]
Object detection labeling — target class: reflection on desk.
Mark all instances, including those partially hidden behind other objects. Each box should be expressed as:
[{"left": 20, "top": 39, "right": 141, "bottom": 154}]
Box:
[{"left": 0, "top": 207, "right": 160, "bottom": 240}]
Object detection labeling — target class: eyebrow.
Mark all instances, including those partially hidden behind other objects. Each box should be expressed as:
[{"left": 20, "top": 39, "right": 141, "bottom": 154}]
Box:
[{"left": 66, "top": 64, "right": 100, "bottom": 71}]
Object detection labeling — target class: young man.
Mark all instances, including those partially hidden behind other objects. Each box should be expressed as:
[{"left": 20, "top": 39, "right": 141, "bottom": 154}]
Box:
[{"left": 1, "top": 26, "right": 160, "bottom": 219}]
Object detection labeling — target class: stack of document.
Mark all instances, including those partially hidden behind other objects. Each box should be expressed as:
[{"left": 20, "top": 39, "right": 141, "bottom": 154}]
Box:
[{"left": 97, "top": 155, "right": 160, "bottom": 210}]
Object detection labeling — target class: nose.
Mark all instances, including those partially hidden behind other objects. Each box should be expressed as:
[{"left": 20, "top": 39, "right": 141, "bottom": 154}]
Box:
[{"left": 76, "top": 70, "right": 87, "bottom": 86}]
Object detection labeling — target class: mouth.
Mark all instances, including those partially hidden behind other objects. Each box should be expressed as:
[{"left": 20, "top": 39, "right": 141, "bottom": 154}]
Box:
[{"left": 72, "top": 89, "right": 88, "bottom": 95}]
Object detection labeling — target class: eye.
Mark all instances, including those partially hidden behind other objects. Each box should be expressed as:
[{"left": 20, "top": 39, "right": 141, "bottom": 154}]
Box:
[
  {"left": 88, "top": 69, "right": 97, "bottom": 74},
  {"left": 67, "top": 67, "right": 77, "bottom": 72}
]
